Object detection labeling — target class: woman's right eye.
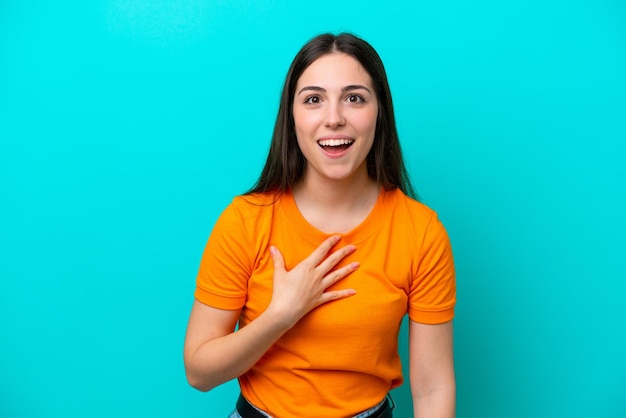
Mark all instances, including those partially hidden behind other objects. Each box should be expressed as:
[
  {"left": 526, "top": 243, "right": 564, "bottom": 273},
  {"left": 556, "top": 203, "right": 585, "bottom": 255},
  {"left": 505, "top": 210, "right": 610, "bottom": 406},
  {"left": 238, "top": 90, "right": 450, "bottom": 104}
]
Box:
[{"left": 304, "top": 95, "right": 321, "bottom": 104}]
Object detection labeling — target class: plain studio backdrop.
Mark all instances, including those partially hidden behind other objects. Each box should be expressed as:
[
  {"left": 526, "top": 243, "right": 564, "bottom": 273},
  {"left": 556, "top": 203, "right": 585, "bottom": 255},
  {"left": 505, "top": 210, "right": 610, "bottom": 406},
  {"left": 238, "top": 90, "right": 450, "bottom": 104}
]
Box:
[{"left": 1, "top": 1, "right": 625, "bottom": 417}]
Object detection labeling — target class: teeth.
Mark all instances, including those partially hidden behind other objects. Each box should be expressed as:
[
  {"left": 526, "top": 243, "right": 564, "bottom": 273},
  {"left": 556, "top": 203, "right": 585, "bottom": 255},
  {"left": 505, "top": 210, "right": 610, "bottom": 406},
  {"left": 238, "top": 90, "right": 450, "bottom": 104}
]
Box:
[{"left": 318, "top": 138, "right": 353, "bottom": 147}]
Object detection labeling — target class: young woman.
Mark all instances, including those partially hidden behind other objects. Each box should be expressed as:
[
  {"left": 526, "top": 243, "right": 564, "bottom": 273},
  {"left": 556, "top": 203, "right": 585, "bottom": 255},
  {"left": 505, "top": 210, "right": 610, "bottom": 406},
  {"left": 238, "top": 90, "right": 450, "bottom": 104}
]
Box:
[{"left": 184, "top": 33, "right": 456, "bottom": 418}]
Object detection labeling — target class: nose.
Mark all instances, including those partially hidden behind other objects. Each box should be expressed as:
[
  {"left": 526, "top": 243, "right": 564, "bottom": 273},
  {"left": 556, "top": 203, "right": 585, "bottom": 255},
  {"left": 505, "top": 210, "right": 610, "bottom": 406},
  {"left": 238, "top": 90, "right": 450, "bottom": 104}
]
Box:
[{"left": 324, "top": 102, "right": 345, "bottom": 128}]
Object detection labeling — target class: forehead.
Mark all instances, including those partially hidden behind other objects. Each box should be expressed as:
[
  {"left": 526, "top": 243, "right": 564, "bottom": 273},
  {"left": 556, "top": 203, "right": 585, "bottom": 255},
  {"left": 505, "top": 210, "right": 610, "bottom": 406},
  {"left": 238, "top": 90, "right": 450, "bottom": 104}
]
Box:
[{"left": 296, "top": 53, "right": 373, "bottom": 89}]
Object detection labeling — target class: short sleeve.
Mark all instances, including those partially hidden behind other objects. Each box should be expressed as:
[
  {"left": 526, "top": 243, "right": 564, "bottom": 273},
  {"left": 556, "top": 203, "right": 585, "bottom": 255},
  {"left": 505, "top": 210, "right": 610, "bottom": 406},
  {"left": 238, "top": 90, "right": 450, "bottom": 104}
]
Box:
[
  {"left": 194, "top": 201, "right": 253, "bottom": 310},
  {"left": 408, "top": 212, "right": 456, "bottom": 324}
]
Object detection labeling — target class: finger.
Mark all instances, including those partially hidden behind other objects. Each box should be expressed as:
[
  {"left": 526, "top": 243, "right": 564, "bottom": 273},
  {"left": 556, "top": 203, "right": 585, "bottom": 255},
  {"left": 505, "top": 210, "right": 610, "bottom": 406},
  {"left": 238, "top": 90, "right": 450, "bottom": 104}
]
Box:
[
  {"left": 317, "top": 244, "right": 357, "bottom": 273},
  {"left": 270, "top": 246, "right": 286, "bottom": 273},
  {"left": 321, "top": 262, "right": 360, "bottom": 288},
  {"left": 318, "top": 288, "right": 357, "bottom": 305},
  {"left": 304, "top": 235, "right": 342, "bottom": 267}
]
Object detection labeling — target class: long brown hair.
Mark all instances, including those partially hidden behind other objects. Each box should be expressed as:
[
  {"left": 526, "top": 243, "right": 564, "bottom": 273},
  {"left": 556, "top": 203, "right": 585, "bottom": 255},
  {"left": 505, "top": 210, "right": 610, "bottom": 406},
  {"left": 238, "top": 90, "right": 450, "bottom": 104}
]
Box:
[{"left": 246, "top": 33, "right": 416, "bottom": 199}]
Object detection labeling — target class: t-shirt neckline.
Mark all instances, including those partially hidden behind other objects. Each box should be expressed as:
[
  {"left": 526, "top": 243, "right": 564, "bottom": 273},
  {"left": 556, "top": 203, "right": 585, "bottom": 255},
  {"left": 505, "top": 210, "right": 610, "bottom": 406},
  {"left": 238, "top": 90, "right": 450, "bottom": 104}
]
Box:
[{"left": 280, "top": 188, "right": 394, "bottom": 245}]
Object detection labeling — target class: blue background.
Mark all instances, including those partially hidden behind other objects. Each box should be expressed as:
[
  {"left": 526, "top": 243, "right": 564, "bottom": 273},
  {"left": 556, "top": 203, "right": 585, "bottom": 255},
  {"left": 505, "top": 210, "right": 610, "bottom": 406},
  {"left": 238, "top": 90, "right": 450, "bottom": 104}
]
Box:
[{"left": 1, "top": 1, "right": 625, "bottom": 417}]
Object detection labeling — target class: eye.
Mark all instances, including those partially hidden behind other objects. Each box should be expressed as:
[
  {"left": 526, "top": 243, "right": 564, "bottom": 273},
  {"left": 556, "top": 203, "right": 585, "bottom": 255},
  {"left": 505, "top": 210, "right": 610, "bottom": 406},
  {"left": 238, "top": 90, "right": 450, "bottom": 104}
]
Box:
[
  {"left": 346, "top": 94, "right": 365, "bottom": 104},
  {"left": 304, "top": 95, "right": 322, "bottom": 105}
]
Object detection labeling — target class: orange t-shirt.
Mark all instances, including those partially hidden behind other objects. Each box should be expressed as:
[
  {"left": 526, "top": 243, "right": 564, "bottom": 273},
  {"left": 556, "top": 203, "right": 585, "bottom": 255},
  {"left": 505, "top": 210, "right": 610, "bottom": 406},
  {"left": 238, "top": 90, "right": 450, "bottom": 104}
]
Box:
[{"left": 195, "top": 188, "right": 456, "bottom": 418}]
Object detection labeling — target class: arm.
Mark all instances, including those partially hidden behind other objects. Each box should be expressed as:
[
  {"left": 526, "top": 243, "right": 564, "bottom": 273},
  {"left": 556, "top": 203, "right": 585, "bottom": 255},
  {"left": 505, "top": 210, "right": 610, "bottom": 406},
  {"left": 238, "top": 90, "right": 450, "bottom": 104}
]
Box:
[
  {"left": 183, "top": 235, "right": 359, "bottom": 392},
  {"left": 409, "top": 320, "right": 456, "bottom": 418},
  {"left": 184, "top": 301, "right": 288, "bottom": 392}
]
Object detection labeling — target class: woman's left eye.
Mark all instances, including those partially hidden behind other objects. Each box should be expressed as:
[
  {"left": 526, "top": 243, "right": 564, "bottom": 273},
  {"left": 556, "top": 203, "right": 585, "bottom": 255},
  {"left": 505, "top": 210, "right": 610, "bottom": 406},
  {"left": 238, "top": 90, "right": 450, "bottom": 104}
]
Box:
[{"left": 347, "top": 94, "right": 365, "bottom": 104}]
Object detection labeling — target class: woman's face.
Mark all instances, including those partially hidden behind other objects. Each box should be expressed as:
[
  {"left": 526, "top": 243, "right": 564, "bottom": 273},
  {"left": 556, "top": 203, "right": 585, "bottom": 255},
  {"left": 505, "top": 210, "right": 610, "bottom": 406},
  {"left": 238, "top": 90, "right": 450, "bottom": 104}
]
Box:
[{"left": 292, "top": 53, "right": 378, "bottom": 185}]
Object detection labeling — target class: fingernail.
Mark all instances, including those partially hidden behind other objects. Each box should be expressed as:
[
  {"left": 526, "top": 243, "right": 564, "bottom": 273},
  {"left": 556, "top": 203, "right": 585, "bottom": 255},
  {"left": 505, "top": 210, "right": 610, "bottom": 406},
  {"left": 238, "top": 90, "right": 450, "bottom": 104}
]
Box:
[{"left": 270, "top": 246, "right": 276, "bottom": 255}]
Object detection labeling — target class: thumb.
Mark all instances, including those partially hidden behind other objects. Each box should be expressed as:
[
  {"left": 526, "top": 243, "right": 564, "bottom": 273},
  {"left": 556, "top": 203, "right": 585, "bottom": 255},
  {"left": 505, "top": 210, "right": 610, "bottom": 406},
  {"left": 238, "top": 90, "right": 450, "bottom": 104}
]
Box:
[{"left": 270, "top": 246, "right": 286, "bottom": 273}]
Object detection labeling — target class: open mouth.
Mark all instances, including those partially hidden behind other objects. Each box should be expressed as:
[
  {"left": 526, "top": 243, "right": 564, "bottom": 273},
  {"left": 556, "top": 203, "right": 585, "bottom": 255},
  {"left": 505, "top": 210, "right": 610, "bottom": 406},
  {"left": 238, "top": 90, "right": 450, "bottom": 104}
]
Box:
[{"left": 317, "top": 138, "right": 354, "bottom": 152}]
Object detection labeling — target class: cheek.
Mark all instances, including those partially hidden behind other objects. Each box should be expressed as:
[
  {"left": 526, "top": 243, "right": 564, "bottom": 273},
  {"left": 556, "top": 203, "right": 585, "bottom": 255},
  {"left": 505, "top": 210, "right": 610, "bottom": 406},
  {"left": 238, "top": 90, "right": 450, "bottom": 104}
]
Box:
[
  {"left": 358, "top": 111, "right": 378, "bottom": 137},
  {"left": 292, "top": 110, "right": 307, "bottom": 133},
  {"left": 293, "top": 121, "right": 306, "bottom": 142},
  {"left": 293, "top": 125, "right": 309, "bottom": 151}
]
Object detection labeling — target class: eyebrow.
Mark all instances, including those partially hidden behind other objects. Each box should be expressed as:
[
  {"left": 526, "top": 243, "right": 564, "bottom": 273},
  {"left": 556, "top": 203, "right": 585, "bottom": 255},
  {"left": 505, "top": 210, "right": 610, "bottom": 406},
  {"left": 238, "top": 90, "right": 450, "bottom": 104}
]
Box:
[{"left": 296, "top": 84, "right": 372, "bottom": 95}]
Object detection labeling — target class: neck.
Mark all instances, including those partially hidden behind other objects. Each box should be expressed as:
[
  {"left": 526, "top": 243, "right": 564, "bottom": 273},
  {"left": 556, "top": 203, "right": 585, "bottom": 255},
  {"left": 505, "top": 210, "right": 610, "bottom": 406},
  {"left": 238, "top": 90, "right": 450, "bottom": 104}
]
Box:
[
  {"left": 292, "top": 169, "right": 380, "bottom": 234},
  {"left": 297, "top": 170, "right": 377, "bottom": 206}
]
